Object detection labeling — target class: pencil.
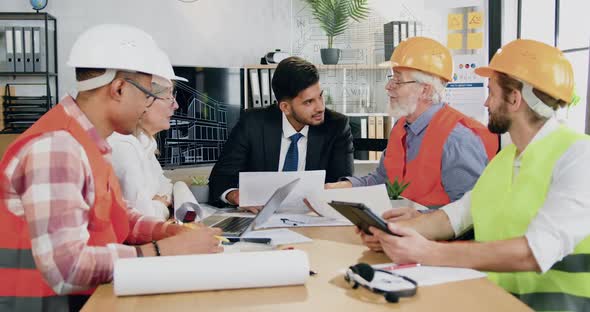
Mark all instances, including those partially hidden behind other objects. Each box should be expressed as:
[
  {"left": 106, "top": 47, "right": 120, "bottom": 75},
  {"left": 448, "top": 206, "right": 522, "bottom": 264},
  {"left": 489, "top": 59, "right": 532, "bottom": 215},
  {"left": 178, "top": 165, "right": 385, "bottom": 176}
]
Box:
[{"left": 214, "top": 235, "right": 230, "bottom": 243}]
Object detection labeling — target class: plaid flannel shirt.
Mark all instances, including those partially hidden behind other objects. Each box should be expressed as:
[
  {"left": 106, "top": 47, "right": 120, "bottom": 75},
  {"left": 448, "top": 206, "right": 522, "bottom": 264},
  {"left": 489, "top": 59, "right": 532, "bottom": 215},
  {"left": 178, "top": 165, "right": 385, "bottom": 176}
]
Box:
[{"left": 2, "top": 96, "right": 170, "bottom": 295}]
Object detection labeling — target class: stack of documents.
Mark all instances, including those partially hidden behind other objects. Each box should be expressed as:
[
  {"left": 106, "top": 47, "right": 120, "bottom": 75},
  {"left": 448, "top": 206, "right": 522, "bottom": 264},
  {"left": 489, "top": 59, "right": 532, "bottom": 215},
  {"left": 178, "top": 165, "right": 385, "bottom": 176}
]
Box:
[
  {"left": 372, "top": 263, "right": 487, "bottom": 287},
  {"left": 239, "top": 170, "right": 325, "bottom": 213}
]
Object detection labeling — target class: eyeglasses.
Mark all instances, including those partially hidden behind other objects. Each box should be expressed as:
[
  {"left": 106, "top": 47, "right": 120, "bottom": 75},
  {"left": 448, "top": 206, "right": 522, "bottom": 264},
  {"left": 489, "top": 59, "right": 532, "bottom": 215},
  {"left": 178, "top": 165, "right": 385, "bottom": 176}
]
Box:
[
  {"left": 386, "top": 74, "right": 417, "bottom": 87},
  {"left": 125, "top": 79, "right": 178, "bottom": 108},
  {"left": 124, "top": 78, "right": 161, "bottom": 100},
  {"left": 157, "top": 89, "right": 178, "bottom": 107}
]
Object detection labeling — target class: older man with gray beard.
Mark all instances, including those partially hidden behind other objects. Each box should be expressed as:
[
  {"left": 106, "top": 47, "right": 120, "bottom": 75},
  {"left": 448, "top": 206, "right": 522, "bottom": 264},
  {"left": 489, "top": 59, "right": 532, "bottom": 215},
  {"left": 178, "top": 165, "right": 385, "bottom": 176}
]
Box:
[{"left": 326, "top": 37, "right": 498, "bottom": 216}]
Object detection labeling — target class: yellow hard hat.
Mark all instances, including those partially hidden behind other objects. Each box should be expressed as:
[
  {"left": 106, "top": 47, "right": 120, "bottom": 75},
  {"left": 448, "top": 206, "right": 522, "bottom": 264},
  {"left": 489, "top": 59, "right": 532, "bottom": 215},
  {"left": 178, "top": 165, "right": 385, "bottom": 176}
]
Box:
[
  {"left": 390, "top": 37, "right": 453, "bottom": 82},
  {"left": 474, "top": 39, "right": 574, "bottom": 103}
]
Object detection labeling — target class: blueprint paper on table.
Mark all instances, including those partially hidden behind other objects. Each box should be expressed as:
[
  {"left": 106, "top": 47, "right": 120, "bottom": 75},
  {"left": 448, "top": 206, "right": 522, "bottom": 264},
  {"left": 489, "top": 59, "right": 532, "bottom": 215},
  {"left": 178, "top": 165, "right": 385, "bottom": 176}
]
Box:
[
  {"left": 114, "top": 250, "right": 309, "bottom": 296},
  {"left": 259, "top": 213, "right": 352, "bottom": 228}
]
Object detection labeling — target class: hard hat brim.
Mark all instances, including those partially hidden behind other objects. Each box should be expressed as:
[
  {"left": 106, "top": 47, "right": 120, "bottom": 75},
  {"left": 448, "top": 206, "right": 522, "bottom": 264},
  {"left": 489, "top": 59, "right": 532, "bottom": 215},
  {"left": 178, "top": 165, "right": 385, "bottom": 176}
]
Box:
[{"left": 474, "top": 66, "right": 496, "bottom": 78}]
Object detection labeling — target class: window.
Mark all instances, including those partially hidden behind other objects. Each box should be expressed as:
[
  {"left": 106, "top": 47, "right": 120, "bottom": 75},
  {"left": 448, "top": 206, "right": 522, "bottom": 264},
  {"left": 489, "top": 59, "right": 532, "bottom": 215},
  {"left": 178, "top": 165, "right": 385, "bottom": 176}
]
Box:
[{"left": 520, "top": 0, "right": 555, "bottom": 46}]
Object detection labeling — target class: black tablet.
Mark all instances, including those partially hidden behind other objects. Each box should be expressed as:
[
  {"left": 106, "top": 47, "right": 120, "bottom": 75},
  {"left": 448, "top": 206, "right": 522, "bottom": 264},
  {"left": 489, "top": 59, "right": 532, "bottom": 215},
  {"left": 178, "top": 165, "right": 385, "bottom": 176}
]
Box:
[{"left": 328, "top": 201, "right": 395, "bottom": 236}]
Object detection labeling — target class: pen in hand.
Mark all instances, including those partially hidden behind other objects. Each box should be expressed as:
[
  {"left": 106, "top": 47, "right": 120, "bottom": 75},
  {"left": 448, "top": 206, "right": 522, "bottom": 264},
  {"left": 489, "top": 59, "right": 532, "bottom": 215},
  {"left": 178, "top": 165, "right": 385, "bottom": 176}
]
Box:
[
  {"left": 180, "top": 222, "right": 229, "bottom": 243},
  {"left": 214, "top": 235, "right": 230, "bottom": 243}
]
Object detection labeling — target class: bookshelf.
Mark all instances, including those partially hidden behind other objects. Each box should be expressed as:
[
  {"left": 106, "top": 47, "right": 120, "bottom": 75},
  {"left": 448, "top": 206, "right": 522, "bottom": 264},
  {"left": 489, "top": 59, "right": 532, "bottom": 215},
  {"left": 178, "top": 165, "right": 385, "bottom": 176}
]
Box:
[
  {"left": 243, "top": 64, "right": 391, "bottom": 164},
  {"left": 0, "top": 12, "right": 58, "bottom": 134}
]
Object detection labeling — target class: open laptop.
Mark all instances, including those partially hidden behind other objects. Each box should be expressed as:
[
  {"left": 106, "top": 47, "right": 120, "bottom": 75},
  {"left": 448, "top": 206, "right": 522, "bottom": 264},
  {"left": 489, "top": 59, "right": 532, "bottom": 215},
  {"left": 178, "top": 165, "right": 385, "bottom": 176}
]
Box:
[{"left": 202, "top": 178, "right": 300, "bottom": 237}]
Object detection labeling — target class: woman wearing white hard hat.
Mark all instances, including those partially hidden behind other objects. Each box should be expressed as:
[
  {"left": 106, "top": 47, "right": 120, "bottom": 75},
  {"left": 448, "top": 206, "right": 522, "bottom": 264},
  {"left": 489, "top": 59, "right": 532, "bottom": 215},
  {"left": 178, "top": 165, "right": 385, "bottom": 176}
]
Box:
[{"left": 0, "top": 24, "right": 222, "bottom": 312}]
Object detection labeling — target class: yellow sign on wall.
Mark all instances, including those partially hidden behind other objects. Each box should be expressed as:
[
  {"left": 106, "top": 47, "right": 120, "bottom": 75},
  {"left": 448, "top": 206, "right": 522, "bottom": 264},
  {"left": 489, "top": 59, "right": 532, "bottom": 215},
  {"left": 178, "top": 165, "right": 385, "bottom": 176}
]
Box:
[
  {"left": 448, "top": 13, "right": 464, "bottom": 30},
  {"left": 468, "top": 11, "right": 483, "bottom": 29},
  {"left": 467, "top": 32, "right": 483, "bottom": 49},
  {"left": 447, "top": 33, "right": 463, "bottom": 50}
]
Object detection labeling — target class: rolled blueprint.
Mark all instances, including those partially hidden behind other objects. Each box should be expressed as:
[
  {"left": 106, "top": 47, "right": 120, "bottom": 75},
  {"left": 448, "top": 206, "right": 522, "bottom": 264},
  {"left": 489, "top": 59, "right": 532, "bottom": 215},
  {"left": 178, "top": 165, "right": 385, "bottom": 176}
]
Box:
[
  {"left": 173, "top": 181, "right": 216, "bottom": 221},
  {"left": 114, "top": 249, "right": 309, "bottom": 296}
]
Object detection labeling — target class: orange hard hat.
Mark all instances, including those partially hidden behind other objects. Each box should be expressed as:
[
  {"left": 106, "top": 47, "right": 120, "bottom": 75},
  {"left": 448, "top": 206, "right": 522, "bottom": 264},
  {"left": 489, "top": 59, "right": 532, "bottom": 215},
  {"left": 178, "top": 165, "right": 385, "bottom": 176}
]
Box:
[
  {"left": 475, "top": 39, "right": 574, "bottom": 103},
  {"left": 390, "top": 36, "right": 453, "bottom": 82}
]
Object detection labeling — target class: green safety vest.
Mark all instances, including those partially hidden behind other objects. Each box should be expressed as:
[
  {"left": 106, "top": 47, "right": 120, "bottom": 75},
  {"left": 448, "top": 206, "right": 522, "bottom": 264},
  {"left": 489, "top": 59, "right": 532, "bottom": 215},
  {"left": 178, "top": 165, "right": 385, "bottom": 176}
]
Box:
[{"left": 471, "top": 126, "right": 590, "bottom": 312}]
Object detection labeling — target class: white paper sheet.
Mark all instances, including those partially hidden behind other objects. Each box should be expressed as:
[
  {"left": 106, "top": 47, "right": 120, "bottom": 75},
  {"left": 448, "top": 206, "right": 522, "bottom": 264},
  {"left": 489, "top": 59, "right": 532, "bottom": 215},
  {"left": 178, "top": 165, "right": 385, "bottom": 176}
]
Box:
[
  {"left": 258, "top": 213, "right": 352, "bottom": 228},
  {"left": 305, "top": 184, "right": 392, "bottom": 219},
  {"left": 114, "top": 250, "right": 309, "bottom": 296},
  {"left": 239, "top": 171, "right": 325, "bottom": 213},
  {"left": 372, "top": 263, "right": 487, "bottom": 286},
  {"left": 173, "top": 181, "right": 217, "bottom": 220},
  {"left": 242, "top": 229, "right": 312, "bottom": 245}
]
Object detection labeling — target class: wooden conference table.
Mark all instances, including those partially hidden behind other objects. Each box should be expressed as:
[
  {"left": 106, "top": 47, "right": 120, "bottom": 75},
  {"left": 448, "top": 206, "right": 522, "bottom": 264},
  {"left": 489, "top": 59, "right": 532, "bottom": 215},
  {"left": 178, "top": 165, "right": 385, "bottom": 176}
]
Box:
[{"left": 82, "top": 226, "right": 532, "bottom": 312}]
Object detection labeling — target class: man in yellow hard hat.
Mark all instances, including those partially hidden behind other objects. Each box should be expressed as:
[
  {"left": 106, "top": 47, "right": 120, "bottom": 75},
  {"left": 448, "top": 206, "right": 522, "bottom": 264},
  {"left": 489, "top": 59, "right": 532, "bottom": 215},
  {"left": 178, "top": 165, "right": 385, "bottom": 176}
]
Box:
[
  {"left": 327, "top": 37, "right": 498, "bottom": 212},
  {"left": 367, "top": 39, "right": 590, "bottom": 311}
]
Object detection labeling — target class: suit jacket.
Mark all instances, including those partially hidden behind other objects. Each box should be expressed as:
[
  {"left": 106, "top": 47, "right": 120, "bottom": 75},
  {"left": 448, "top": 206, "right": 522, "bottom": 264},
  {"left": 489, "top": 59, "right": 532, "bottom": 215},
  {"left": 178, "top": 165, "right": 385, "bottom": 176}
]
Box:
[{"left": 208, "top": 104, "right": 354, "bottom": 206}]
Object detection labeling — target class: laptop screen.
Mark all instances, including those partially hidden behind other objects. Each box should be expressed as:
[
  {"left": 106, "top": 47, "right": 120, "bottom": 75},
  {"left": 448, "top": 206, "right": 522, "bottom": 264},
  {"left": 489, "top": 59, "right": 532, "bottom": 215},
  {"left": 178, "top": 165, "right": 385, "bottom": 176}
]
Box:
[{"left": 251, "top": 178, "right": 301, "bottom": 229}]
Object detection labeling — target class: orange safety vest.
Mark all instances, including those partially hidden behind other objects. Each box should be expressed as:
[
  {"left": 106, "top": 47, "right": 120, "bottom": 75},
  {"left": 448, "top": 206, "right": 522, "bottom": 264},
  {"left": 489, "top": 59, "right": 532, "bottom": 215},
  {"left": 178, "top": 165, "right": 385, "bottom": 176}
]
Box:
[
  {"left": 384, "top": 105, "right": 498, "bottom": 207},
  {"left": 0, "top": 104, "right": 130, "bottom": 310}
]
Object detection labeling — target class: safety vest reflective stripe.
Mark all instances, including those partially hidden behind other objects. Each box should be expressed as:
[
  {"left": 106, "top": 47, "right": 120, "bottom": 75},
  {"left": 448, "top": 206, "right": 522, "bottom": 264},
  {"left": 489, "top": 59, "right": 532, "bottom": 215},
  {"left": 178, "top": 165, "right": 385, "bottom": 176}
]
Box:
[
  {"left": 0, "top": 295, "right": 68, "bottom": 312},
  {"left": 514, "top": 292, "right": 590, "bottom": 312},
  {"left": 550, "top": 253, "right": 590, "bottom": 273},
  {"left": 0, "top": 248, "right": 36, "bottom": 270}
]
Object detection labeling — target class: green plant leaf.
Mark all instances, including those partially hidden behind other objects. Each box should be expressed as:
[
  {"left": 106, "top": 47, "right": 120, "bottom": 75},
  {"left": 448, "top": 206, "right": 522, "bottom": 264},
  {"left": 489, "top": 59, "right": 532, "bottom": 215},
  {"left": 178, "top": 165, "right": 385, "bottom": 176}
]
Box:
[
  {"left": 191, "top": 176, "right": 209, "bottom": 186},
  {"left": 346, "top": 0, "right": 370, "bottom": 22},
  {"left": 386, "top": 178, "right": 410, "bottom": 200},
  {"left": 305, "top": 0, "right": 370, "bottom": 48}
]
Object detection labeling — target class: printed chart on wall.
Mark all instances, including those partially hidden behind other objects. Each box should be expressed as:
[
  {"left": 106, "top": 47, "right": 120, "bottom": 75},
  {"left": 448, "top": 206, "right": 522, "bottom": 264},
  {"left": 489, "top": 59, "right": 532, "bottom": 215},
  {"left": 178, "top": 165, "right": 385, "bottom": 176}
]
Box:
[
  {"left": 445, "top": 54, "right": 487, "bottom": 122},
  {"left": 443, "top": 5, "right": 488, "bottom": 123}
]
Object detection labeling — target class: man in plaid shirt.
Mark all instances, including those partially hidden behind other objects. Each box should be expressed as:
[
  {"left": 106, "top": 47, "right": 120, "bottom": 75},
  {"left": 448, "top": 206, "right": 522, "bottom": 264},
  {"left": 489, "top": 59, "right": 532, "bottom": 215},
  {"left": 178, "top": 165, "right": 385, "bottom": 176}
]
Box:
[{"left": 0, "top": 24, "right": 222, "bottom": 312}]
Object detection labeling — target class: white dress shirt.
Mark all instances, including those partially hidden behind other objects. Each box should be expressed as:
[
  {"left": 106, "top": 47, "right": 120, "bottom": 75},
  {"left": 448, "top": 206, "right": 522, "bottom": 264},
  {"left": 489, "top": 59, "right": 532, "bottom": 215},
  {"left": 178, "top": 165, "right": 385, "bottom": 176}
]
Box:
[
  {"left": 108, "top": 132, "right": 173, "bottom": 220},
  {"left": 220, "top": 113, "right": 309, "bottom": 203},
  {"left": 442, "top": 118, "right": 590, "bottom": 272}
]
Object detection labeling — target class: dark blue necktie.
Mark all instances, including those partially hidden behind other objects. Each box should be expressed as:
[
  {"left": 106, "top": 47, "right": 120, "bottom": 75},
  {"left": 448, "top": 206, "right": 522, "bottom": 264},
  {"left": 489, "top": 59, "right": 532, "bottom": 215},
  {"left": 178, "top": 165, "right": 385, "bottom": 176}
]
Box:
[{"left": 282, "top": 132, "right": 304, "bottom": 172}]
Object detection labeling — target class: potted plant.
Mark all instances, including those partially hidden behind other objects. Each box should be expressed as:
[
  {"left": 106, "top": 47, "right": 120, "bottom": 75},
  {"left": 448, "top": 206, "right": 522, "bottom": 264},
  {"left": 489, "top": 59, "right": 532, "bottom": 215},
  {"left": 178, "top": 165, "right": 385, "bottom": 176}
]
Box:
[
  {"left": 190, "top": 175, "right": 209, "bottom": 203},
  {"left": 386, "top": 178, "right": 411, "bottom": 209},
  {"left": 305, "top": 0, "right": 370, "bottom": 64}
]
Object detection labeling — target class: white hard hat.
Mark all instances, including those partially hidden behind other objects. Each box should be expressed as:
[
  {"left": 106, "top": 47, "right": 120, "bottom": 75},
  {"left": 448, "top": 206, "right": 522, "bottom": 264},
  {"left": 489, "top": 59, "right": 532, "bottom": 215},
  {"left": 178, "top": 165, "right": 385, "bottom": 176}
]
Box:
[
  {"left": 153, "top": 48, "right": 188, "bottom": 83},
  {"left": 67, "top": 24, "right": 183, "bottom": 91}
]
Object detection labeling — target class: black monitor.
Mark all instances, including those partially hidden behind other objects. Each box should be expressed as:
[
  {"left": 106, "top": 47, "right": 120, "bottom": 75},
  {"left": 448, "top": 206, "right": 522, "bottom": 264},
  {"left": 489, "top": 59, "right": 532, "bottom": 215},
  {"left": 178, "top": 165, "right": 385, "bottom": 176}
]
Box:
[{"left": 155, "top": 67, "right": 244, "bottom": 168}]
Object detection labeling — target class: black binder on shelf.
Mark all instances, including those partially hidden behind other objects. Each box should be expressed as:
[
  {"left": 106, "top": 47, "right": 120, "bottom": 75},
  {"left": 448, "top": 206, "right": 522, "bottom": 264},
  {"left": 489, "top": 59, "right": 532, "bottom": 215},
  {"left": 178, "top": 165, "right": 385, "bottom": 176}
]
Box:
[
  {"left": 349, "top": 116, "right": 369, "bottom": 160},
  {"left": 383, "top": 21, "right": 419, "bottom": 61}
]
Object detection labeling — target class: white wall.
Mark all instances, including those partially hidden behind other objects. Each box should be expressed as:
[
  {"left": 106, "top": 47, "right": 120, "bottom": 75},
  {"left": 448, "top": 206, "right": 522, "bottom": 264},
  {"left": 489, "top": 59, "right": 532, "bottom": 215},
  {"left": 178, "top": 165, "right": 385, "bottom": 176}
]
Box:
[{"left": 1, "top": 0, "right": 292, "bottom": 96}]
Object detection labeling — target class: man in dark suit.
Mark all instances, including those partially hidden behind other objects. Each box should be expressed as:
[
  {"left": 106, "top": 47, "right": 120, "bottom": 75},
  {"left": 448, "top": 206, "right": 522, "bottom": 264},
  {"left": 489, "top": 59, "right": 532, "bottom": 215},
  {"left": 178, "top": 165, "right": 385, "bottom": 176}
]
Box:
[{"left": 209, "top": 56, "right": 354, "bottom": 207}]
